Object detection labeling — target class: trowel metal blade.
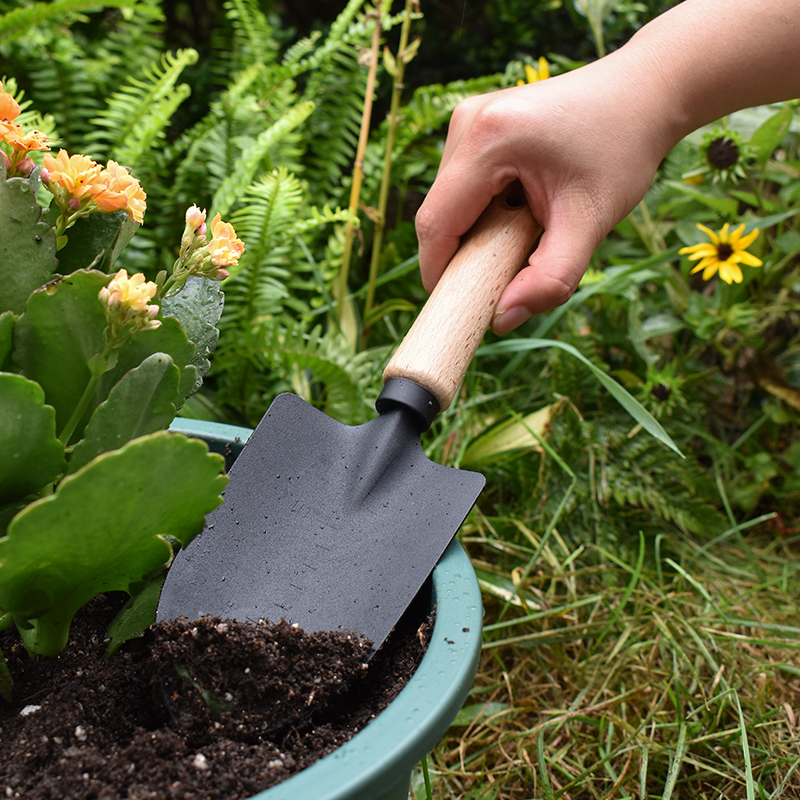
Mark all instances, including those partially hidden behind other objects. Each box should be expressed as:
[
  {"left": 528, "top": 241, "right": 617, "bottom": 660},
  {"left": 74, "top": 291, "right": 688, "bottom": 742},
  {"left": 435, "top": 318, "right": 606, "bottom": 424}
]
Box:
[{"left": 157, "top": 392, "right": 485, "bottom": 652}]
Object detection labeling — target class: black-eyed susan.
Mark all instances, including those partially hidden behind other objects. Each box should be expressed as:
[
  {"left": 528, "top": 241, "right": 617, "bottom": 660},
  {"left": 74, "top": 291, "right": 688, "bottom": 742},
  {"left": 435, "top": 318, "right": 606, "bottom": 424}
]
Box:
[
  {"left": 679, "top": 222, "right": 762, "bottom": 284},
  {"left": 516, "top": 56, "right": 550, "bottom": 85},
  {"left": 684, "top": 127, "right": 754, "bottom": 184}
]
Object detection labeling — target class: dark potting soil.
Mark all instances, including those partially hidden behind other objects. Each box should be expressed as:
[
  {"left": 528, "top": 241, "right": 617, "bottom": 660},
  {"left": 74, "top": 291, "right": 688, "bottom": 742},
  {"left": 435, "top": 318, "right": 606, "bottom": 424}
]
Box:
[{"left": 0, "top": 593, "right": 433, "bottom": 799}]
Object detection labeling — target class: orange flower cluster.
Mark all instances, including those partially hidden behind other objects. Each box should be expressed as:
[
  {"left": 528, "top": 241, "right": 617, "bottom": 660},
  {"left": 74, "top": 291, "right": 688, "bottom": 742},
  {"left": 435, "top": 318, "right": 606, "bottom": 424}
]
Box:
[
  {"left": 208, "top": 213, "right": 245, "bottom": 270},
  {"left": 42, "top": 150, "right": 147, "bottom": 225},
  {"left": 0, "top": 81, "right": 51, "bottom": 176}
]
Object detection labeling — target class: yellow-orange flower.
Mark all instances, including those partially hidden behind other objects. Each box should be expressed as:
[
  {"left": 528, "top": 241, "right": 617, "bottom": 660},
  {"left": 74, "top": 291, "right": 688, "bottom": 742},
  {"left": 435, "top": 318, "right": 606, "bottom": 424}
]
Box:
[
  {"left": 679, "top": 222, "right": 762, "bottom": 284},
  {"left": 517, "top": 57, "right": 550, "bottom": 86},
  {"left": 43, "top": 150, "right": 103, "bottom": 198},
  {"left": 0, "top": 90, "right": 20, "bottom": 123},
  {"left": 91, "top": 161, "right": 147, "bottom": 224},
  {"left": 99, "top": 269, "right": 160, "bottom": 333},
  {"left": 207, "top": 213, "right": 245, "bottom": 268},
  {"left": 1, "top": 122, "right": 50, "bottom": 154}
]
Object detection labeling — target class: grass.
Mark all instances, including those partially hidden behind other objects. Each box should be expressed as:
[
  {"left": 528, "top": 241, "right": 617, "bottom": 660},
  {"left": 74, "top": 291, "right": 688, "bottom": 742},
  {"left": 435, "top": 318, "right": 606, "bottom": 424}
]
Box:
[{"left": 410, "top": 515, "right": 800, "bottom": 799}]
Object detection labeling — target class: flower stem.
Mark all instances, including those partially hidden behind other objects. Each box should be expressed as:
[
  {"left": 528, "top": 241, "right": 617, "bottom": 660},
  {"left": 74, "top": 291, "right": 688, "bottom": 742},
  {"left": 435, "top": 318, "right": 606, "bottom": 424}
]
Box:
[{"left": 58, "top": 345, "right": 113, "bottom": 445}]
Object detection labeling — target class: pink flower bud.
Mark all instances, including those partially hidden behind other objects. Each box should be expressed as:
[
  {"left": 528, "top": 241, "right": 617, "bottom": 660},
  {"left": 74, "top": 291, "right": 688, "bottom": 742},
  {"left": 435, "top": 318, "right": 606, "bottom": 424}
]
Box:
[{"left": 15, "top": 157, "right": 34, "bottom": 177}]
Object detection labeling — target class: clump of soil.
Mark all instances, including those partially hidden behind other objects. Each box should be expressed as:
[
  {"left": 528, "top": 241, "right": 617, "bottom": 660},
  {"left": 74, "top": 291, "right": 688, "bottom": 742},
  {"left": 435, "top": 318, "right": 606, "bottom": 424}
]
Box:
[{"left": 0, "top": 593, "right": 432, "bottom": 799}]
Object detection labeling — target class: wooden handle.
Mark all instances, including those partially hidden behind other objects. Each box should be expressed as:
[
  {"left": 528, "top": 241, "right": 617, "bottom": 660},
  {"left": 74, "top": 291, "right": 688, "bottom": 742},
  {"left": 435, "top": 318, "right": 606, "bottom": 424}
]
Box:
[{"left": 383, "top": 183, "right": 541, "bottom": 410}]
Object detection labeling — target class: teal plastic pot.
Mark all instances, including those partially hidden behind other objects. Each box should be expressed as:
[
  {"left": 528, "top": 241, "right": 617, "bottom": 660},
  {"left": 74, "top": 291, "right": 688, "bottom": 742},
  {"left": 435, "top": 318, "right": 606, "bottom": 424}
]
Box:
[{"left": 171, "top": 418, "right": 484, "bottom": 800}]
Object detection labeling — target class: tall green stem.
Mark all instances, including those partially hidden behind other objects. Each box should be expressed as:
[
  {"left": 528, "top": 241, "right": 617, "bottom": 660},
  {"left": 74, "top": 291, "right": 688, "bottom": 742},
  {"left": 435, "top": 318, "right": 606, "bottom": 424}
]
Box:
[
  {"left": 334, "top": 1, "right": 383, "bottom": 335},
  {"left": 361, "top": 0, "right": 415, "bottom": 349}
]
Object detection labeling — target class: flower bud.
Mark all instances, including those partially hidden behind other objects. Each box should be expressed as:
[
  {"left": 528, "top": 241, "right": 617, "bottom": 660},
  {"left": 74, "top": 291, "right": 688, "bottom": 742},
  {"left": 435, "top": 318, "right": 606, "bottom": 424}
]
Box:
[{"left": 185, "top": 204, "right": 207, "bottom": 236}]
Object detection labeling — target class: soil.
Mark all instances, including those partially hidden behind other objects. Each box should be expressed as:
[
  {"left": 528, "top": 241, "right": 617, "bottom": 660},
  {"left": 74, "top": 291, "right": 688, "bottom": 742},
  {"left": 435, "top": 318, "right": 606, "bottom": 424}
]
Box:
[{"left": 0, "top": 592, "right": 433, "bottom": 799}]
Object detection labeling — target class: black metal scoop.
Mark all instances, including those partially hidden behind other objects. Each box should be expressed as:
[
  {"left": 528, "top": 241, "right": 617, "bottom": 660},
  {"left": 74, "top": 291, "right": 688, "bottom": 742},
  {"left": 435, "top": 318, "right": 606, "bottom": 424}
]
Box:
[{"left": 157, "top": 183, "right": 540, "bottom": 653}]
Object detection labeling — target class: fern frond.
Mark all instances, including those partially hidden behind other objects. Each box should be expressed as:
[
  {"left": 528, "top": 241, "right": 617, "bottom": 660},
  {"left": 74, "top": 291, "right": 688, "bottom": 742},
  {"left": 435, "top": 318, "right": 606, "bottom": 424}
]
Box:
[
  {"left": 221, "top": 0, "right": 279, "bottom": 70},
  {"left": 300, "top": 48, "right": 364, "bottom": 205},
  {"left": 0, "top": 0, "right": 154, "bottom": 43},
  {"left": 290, "top": 204, "right": 359, "bottom": 238},
  {"left": 258, "top": 319, "right": 382, "bottom": 425},
  {"left": 282, "top": 31, "right": 322, "bottom": 67},
  {"left": 229, "top": 167, "right": 305, "bottom": 276},
  {"left": 290, "top": 0, "right": 367, "bottom": 76},
  {"left": 86, "top": 48, "right": 199, "bottom": 165},
  {"left": 211, "top": 100, "right": 315, "bottom": 218},
  {"left": 26, "top": 36, "right": 100, "bottom": 148}
]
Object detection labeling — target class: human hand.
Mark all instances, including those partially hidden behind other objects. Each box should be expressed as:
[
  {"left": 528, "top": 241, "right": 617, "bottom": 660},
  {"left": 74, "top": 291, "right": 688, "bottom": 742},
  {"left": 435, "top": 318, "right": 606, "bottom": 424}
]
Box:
[{"left": 415, "top": 52, "right": 680, "bottom": 334}]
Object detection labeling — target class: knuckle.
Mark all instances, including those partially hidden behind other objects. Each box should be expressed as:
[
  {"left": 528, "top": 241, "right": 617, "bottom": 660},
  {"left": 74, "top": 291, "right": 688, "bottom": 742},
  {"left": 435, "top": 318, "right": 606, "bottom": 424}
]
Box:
[{"left": 414, "top": 202, "right": 436, "bottom": 240}]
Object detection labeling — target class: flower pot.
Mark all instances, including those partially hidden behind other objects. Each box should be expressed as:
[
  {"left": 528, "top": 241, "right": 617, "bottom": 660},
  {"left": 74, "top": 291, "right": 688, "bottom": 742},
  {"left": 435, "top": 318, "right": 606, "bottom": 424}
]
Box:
[{"left": 170, "top": 418, "right": 484, "bottom": 800}]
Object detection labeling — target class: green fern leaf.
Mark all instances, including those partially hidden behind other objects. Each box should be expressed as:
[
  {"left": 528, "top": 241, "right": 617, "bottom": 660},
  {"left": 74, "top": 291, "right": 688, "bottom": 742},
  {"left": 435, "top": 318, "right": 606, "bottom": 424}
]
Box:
[
  {"left": 210, "top": 100, "right": 315, "bottom": 218},
  {"left": 0, "top": 0, "right": 154, "bottom": 43},
  {"left": 86, "top": 48, "right": 199, "bottom": 164}
]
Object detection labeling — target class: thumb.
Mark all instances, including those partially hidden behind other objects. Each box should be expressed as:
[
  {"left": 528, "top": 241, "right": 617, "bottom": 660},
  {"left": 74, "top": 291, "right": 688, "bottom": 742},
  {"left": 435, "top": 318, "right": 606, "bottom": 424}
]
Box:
[{"left": 491, "top": 218, "right": 601, "bottom": 335}]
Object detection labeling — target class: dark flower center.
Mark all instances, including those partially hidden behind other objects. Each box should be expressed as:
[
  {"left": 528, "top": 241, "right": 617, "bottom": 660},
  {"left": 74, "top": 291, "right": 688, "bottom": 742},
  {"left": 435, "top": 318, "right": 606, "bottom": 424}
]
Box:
[
  {"left": 717, "top": 243, "right": 733, "bottom": 261},
  {"left": 651, "top": 383, "right": 671, "bottom": 401},
  {"left": 707, "top": 137, "right": 739, "bottom": 169}
]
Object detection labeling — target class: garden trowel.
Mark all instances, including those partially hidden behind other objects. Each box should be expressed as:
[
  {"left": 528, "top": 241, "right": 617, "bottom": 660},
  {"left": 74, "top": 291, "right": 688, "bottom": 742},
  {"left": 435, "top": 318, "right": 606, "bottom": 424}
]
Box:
[{"left": 157, "top": 183, "right": 541, "bottom": 653}]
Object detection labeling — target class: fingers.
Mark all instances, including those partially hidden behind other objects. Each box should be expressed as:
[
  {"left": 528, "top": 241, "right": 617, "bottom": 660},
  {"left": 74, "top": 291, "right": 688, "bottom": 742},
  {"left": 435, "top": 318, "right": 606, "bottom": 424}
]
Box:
[
  {"left": 415, "top": 92, "right": 521, "bottom": 292},
  {"left": 416, "top": 168, "right": 514, "bottom": 292},
  {"left": 491, "top": 220, "right": 601, "bottom": 335}
]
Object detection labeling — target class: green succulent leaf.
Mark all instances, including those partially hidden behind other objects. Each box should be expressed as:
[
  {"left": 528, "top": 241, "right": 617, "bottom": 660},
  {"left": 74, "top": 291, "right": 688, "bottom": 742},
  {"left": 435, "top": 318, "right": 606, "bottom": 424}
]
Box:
[
  {"left": 105, "top": 573, "right": 165, "bottom": 657},
  {"left": 0, "top": 312, "right": 14, "bottom": 369},
  {"left": 55, "top": 208, "right": 138, "bottom": 274},
  {"left": 12, "top": 269, "right": 108, "bottom": 434},
  {"left": 0, "top": 373, "right": 65, "bottom": 506},
  {"left": 0, "top": 161, "right": 58, "bottom": 315},
  {"left": 68, "top": 353, "right": 182, "bottom": 474},
  {"left": 0, "top": 431, "right": 228, "bottom": 656},
  {"left": 13, "top": 270, "right": 197, "bottom": 440},
  {"left": 101, "top": 317, "right": 198, "bottom": 407},
  {"left": 161, "top": 276, "right": 224, "bottom": 391}
]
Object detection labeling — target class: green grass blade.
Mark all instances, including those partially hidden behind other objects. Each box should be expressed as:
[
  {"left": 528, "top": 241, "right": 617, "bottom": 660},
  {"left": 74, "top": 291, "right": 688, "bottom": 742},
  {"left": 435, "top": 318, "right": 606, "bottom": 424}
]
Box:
[
  {"left": 734, "top": 690, "right": 756, "bottom": 800},
  {"left": 662, "top": 720, "right": 688, "bottom": 800},
  {"left": 478, "top": 338, "right": 683, "bottom": 456}
]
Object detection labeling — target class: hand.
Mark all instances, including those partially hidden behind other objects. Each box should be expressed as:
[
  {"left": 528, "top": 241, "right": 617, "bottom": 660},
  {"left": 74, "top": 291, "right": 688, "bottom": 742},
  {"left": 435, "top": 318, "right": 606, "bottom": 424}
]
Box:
[
  {"left": 415, "top": 54, "right": 678, "bottom": 334},
  {"left": 415, "top": 0, "right": 800, "bottom": 335}
]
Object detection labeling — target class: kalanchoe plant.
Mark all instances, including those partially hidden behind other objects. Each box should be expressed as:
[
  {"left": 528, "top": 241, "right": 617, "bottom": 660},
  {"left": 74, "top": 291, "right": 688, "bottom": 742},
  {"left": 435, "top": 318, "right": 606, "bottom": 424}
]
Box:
[{"left": 0, "top": 81, "right": 245, "bottom": 679}]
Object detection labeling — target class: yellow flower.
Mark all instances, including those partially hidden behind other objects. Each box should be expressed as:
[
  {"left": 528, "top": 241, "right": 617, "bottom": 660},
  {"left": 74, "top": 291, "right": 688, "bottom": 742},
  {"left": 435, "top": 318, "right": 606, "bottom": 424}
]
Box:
[
  {"left": 207, "top": 213, "right": 245, "bottom": 269},
  {"left": 1, "top": 122, "right": 51, "bottom": 154},
  {"left": 43, "top": 150, "right": 103, "bottom": 198},
  {"left": 99, "top": 269, "right": 160, "bottom": 335},
  {"left": 100, "top": 269, "right": 158, "bottom": 312},
  {"left": 679, "top": 222, "right": 762, "bottom": 284},
  {"left": 517, "top": 57, "right": 550, "bottom": 86},
  {"left": 0, "top": 90, "right": 21, "bottom": 123},
  {"left": 91, "top": 161, "right": 147, "bottom": 224}
]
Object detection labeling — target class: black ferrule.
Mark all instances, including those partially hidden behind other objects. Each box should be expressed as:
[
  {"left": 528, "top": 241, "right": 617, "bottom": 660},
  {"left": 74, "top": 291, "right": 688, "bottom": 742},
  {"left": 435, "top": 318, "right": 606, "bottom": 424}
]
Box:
[{"left": 375, "top": 378, "right": 440, "bottom": 432}]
